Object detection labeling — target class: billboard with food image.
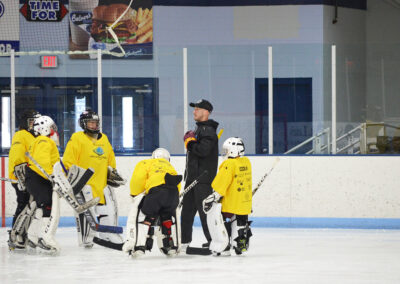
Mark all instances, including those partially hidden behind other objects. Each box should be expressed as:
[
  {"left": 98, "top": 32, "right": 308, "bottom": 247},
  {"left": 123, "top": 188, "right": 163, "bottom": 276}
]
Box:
[{"left": 69, "top": 0, "right": 152, "bottom": 59}]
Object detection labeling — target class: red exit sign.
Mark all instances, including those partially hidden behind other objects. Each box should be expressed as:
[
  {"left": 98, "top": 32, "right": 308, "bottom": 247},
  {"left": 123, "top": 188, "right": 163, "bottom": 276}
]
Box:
[{"left": 40, "top": 55, "right": 58, "bottom": 68}]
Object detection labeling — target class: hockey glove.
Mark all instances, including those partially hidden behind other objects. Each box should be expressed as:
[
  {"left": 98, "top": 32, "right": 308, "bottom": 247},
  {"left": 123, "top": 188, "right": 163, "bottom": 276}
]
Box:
[
  {"left": 107, "top": 166, "right": 127, "bottom": 188},
  {"left": 183, "top": 130, "right": 196, "bottom": 149},
  {"left": 202, "top": 191, "right": 222, "bottom": 214}
]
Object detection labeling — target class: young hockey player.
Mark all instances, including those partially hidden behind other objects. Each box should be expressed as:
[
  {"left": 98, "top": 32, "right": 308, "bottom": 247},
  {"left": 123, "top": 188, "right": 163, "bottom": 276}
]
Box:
[
  {"left": 7, "top": 110, "right": 40, "bottom": 250},
  {"left": 63, "top": 109, "right": 125, "bottom": 248},
  {"left": 122, "top": 148, "right": 182, "bottom": 257},
  {"left": 202, "top": 137, "right": 253, "bottom": 256},
  {"left": 25, "top": 115, "right": 62, "bottom": 253}
]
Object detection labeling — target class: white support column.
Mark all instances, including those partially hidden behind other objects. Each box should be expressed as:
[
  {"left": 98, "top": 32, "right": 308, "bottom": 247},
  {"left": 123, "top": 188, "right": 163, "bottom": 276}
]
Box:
[
  {"left": 97, "top": 48, "right": 102, "bottom": 131},
  {"left": 331, "top": 45, "right": 337, "bottom": 154},
  {"left": 10, "top": 49, "right": 15, "bottom": 136},
  {"left": 183, "top": 47, "right": 188, "bottom": 151},
  {"left": 268, "top": 46, "right": 273, "bottom": 154}
]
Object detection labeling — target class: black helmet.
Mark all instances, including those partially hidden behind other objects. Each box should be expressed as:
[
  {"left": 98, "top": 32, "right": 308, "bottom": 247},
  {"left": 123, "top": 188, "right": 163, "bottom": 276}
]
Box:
[
  {"left": 19, "top": 110, "right": 40, "bottom": 131},
  {"left": 79, "top": 108, "right": 100, "bottom": 134}
]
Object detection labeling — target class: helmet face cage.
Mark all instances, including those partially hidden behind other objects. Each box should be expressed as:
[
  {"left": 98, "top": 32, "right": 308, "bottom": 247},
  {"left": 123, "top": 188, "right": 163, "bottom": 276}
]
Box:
[
  {"left": 33, "top": 116, "right": 57, "bottom": 137},
  {"left": 20, "top": 110, "right": 40, "bottom": 131},
  {"left": 79, "top": 110, "right": 100, "bottom": 134},
  {"left": 152, "top": 148, "right": 170, "bottom": 161},
  {"left": 222, "top": 137, "right": 245, "bottom": 158}
]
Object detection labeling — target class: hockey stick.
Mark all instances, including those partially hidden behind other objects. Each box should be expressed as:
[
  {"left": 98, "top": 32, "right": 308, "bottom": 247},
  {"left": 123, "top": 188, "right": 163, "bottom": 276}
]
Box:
[
  {"left": 59, "top": 160, "right": 124, "bottom": 234},
  {"left": 0, "top": 177, "right": 17, "bottom": 183},
  {"left": 25, "top": 152, "right": 99, "bottom": 214},
  {"left": 252, "top": 157, "right": 280, "bottom": 196},
  {"left": 177, "top": 170, "right": 208, "bottom": 209},
  {"left": 93, "top": 172, "right": 208, "bottom": 251}
]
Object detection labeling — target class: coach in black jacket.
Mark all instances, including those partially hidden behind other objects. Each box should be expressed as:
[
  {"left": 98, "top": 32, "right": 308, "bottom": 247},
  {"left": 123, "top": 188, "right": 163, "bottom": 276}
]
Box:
[{"left": 181, "top": 99, "right": 219, "bottom": 249}]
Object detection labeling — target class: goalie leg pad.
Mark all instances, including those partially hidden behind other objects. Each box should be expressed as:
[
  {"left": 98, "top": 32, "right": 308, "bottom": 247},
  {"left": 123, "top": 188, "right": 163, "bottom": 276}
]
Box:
[
  {"left": 231, "top": 215, "right": 252, "bottom": 255},
  {"left": 75, "top": 185, "right": 96, "bottom": 248},
  {"left": 156, "top": 216, "right": 179, "bottom": 256},
  {"left": 27, "top": 207, "right": 43, "bottom": 248},
  {"left": 124, "top": 209, "right": 155, "bottom": 257},
  {"left": 122, "top": 193, "right": 144, "bottom": 253},
  {"left": 9, "top": 197, "right": 37, "bottom": 250},
  {"left": 206, "top": 203, "right": 229, "bottom": 254},
  {"left": 38, "top": 191, "right": 60, "bottom": 253},
  {"left": 97, "top": 186, "right": 123, "bottom": 243},
  {"left": 135, "top": 215, "right": 155, "bottom": 253}
]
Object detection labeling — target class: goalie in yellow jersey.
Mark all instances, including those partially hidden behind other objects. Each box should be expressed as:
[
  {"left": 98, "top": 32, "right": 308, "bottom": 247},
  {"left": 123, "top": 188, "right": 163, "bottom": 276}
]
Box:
[
  {"left": 122, "top": 148, "right": 182, "bottom": 257},
  {"left": 202, "top": 137, "right": 252, "bottom": 256},
  {"left": 63, "top": 109, "right": 126, "bottom": 248}
]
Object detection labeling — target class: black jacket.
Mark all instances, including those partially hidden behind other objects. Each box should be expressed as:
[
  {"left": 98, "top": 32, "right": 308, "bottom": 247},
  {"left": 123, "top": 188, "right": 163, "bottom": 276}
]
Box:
[{"left": 185, "top": 119, "right": 219, "bottom": 186}]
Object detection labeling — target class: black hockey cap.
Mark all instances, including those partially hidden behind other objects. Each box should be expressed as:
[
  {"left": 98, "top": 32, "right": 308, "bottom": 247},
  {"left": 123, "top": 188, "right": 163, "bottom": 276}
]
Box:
[{"left": 189, "top": 99, "right": 213, "bottom": 113}]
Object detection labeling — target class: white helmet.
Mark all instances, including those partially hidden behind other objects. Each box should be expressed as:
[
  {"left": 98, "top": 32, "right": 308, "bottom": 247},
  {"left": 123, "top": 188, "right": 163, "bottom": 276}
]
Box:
[
  {"left": 33, "top": 115, "right": 57, "bottom": 137},
  {"left": 222, "top": 137, "right": 245, "bottom": 158},
  {"left": 152, "top": 148, "right": 170, "bottom": 161}
]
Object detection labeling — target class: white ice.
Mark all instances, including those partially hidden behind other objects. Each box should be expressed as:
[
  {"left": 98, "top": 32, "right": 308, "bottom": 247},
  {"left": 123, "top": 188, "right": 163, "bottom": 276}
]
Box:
[{"left": 1, "top": 227, "right": 400, "bottom": 284}]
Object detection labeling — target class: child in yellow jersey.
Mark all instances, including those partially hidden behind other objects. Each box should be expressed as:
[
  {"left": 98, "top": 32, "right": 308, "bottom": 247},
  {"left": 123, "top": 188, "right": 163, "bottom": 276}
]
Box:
[
  {"left": 122, "top": 148, "right": 182, "bottom": 257},
  {"left": 7, "top": 110, "right": 40, "bottom": 250},
  {"left": 25, "top": 115, "right": 61, "bottom": 253},
  {"left": 203, "top": 137, "right": 253, "bottom": 256},
  {"left": 63, "top": 109, "right": 125, "bottom": 247}
]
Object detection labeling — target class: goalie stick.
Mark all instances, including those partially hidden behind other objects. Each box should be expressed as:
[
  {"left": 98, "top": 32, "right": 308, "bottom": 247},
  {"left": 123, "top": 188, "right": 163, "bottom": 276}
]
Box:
[
  {"left": 58, "top": 161, "right": 124, "bottom": 234},
  {"left": 25, "top": 152, "right": 99, "bottom": 214},
  {"left": 92, "top": 171, "right": 208, "bottom": 251}
]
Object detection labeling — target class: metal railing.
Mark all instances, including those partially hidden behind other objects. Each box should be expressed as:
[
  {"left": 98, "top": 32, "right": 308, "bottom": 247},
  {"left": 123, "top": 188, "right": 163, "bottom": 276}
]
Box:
[{"left": 285, "top": 128, "right": 331, "bottom": 154}]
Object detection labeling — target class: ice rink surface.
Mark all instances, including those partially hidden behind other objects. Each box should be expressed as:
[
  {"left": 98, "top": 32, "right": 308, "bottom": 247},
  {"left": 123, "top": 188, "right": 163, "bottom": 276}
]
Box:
[{"left": 1, "top": 227, "right": 400, "bottom": 284}]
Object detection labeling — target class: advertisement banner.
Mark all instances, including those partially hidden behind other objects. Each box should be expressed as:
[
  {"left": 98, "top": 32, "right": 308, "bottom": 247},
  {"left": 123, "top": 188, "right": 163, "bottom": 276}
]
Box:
[
  {"left": 0, "top": 0, "right": 20, "bottom": 53},
  {"left": 69, "top": 0, "right": 153, "bottom": 59},
  {"left": 20, "top": 0, "right": 68, "bottom": 22}
]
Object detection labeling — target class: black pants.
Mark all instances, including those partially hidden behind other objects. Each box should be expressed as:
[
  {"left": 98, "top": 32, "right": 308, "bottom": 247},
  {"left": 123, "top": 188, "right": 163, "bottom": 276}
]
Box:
[
  {"left": 181, "top": 183, "right": 213, "bottom": 244},
  {"left": 11, "top": 183, "right": 30, "bottom": 227},
  {"left": 141, "top": 185, "right": 179, "bottom": 220},
  {"left": 25, "top": 167, "right": 53, "bottom": 217}
]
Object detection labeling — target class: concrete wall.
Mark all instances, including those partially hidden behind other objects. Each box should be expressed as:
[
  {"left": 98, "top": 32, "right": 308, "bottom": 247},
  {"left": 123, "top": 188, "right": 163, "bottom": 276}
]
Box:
[{"left": 2, "top": 155, "right": 400, "bottom": 228}]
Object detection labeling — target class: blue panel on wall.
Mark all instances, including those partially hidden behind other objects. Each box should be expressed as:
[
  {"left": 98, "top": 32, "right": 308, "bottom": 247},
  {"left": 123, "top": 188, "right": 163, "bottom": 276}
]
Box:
[{"left": 255, "top": 78, "right": 313, "bottom": 154}]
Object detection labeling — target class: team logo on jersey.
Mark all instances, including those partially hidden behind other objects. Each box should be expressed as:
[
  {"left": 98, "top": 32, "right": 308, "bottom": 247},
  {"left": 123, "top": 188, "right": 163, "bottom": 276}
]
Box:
[
  {"left": 0, "top": 2, "right": 4, "bottom": 18},
  {"left": 93, "top": 146, "right": 104, "bottom": 156}
]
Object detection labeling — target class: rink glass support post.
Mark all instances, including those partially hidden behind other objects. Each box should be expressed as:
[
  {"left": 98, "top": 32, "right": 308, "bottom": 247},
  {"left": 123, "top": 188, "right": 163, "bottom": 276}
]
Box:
[
  {"left": 11, "top": 49, "right": 15, "bottom": 136},
  {"left": 183, "top": 47, "right": 188, "bottom": 153},
  {"left": 1, "top": 157, "right": 5, "bottom": 227},
  {"left": 97, "top": 48, "right": 103, "bottom": 132},
  {"left": 331, "top": 45, "right": 337, "bottom": 154},
  {"left": 268, "top": 46, "right": 273, "bottom": 155}
]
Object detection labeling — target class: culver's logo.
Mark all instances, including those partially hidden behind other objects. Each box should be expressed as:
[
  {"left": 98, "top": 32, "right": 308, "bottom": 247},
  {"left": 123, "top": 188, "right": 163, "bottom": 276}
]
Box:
[
  {"left": 0, "top": 1, "right": 4, "bottom": 18},
  {"left": 70, "top": 11, "right": 92, "bottom": 25}
]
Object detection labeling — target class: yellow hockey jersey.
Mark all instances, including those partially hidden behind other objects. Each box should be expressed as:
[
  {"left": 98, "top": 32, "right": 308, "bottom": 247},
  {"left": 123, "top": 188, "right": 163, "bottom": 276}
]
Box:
[
  {"left": 28, "top": 135, "right": 60, "bottom": 180},
  {"left": 63, "top": 131, "right": 116, "bottom": 204},
  {"left": 130, "top": 158, "right": 181, "bottom": 196},
  {"left": 211, "top": 156, "right": 252, "bottom": 215},
  {"left": 8, "top": 130, "right": 36, "bottom": 180}
]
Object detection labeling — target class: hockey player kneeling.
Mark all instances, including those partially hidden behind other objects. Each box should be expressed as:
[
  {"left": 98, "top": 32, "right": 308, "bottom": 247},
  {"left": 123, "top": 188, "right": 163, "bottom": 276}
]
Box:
[
  {"left": 122, "top": 148, "right": 182, "bottom": 257},
  {"left": 203, "top": 137, "right": 253, "bottom": 256}
]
